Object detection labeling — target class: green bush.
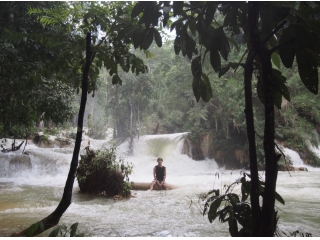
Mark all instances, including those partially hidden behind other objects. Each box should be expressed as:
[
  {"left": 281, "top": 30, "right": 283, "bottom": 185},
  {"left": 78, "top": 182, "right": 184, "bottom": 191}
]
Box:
[{"left": 76, "top": 146, "right": 133, "bottom": 198}]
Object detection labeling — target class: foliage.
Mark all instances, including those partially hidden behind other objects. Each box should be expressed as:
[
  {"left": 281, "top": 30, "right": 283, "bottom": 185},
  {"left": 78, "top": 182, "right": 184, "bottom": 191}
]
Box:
[
  {"left": 26, "top": 221, "right": 84, "bottom": 237},
  {"left": 48, "top": 222, "right": 84, "bottom": 237},
  {"left": 201, "top": 173, "right": 285, "bottom": 237},
  {"left": 0, "top": 2, "right": 78, "bottom": 138},
  {"left": 76, "top": 146, "right": 133, "bottom": 197}
]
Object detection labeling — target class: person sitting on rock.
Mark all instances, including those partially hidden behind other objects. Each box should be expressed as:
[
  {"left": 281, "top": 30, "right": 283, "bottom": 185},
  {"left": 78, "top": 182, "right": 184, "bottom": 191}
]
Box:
[{"left": 150, "top": 157, "right": 169, "bottom": 191}]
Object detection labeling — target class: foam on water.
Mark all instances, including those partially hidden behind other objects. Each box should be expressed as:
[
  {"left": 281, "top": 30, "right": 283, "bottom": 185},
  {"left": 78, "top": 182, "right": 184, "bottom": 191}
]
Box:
[{"left": 1, "top": 134, "right": 320, "bottom": 236}]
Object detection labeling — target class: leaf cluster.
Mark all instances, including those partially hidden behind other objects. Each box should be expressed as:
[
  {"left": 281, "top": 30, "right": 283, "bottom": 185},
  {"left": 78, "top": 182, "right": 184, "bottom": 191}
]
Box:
[
  {"left": 202, "top": 173, "right": 285, "bottom": 237},
  {"left": 76, "top": 146, "right": 134, "bottom": 197}
]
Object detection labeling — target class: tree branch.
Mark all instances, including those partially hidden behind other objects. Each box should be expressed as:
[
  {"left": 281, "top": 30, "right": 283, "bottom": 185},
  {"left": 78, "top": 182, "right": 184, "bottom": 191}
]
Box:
[{"left": 262, "top": 20, "right": 287, "bottom": 45}]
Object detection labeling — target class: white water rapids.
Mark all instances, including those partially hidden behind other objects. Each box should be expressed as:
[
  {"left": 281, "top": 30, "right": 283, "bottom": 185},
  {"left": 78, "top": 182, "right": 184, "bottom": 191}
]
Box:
[{"left": 0, "top": 133, "right": 320, "bottom": 237}]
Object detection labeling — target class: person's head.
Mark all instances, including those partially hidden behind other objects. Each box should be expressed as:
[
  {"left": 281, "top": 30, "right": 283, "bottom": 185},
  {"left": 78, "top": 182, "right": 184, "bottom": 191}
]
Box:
[{"left": 157, "top": 157, "right": 163, "bottom": 166}]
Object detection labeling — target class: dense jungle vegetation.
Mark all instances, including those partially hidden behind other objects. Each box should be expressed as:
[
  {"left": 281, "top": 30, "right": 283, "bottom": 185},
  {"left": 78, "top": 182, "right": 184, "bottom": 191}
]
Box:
[
  {"left": 1, "top": 2, "right": 320, "bottom": 167},
  {"left": 1, "top": 1, "right": 320, "bottom": 237}
]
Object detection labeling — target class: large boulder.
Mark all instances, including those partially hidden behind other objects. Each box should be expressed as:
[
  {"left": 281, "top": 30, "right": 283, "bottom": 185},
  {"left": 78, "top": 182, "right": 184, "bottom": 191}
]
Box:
[
  {"left": 9, "top": 155, "right": 32, "bottom": 173},
  {"left": 54, "top": 137, "right": 73, "bottom": 148}
]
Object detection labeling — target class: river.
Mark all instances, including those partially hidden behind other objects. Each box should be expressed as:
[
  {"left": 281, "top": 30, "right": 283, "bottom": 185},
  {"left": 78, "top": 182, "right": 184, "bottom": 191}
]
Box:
[{"left": 0, "top": 133, "right": 319, "bottom": 237}]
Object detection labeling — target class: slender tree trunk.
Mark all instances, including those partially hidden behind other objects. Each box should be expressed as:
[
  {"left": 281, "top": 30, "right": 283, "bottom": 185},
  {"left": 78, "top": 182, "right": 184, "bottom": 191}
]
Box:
[
  {"left": 243, "top": 50, "right": 260, "bottom": 236},
  {"left": 248, "top": 2, "right": 278, "bottom": 236},
  {"left": 12, "top": 32, "right": 92, "bottom": 237}
]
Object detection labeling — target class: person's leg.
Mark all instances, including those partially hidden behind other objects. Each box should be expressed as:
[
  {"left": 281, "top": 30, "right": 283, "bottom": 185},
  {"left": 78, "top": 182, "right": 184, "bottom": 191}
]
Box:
[
  {"left": 163, "top": 182, "right": 169, "bottom": 190},
  {"left": 150, "top": 180, "right": 156, "bottom": 190}
]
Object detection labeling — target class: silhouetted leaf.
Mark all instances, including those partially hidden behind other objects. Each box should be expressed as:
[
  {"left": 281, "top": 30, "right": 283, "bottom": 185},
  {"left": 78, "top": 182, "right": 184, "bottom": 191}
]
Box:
[
  {"left": 275, "top": 191, "right": 285, "bottom": 205},
  {"left": 27, "top": 222, "right": 40, "bottom": 237},
  {"left": 205, "top": 2, "right": 216, "bottom": 27},
  {"left": 49, "top": 227, "right": 60, "bottom": 237},
  {"left": 274, "top": 87, "right": 282, "bottom": 109},
  {"left": 192, "top": 77, "right": 201, "bottom": 102},
  {"left": 191, "top": 56, "right": 202, "bottom": 78},
  {"left": 208, "top": 197, "right": 222, "bottom": 223},
  {"left": 131, "top": 2, "right": 143, "bottom": 19},
  {"left": 241, "top": 181, "right": 250, "bottom": 202},
  {"left": 153, "top": 28, "right": 162, "bottom": 47},
  {"left": 296, "top": 47, "right": 318, "bottom": 94},
  {"left": 218, "top": 28, "right": 231, "bottom": 61},
  {"left": 200, "top": 73, "right": 213, "bottom": 102},
  {"left": 112, "top": 74, "right": 121, "bottom": 85},
  {"left": 188, "top": 18, "right": 197, "bottom": 36},
  {"left": 39, "top": 221, "right": 44, "bottom": 232},
  {"left": 271, "top": 52, "right": 281, "bottom": 69},
  {"left": 142, "top": 28, "right": 153, "bottom": 50},
  {"left": 279, "top": 26, "right": 295, "bottom": 68},
  {"left": 70, "top": 222, "right": 79, "bottom": 237},
  {"left": 210, "top": 49, "right": 221, "bottom": 72},
  {"left": 227, "top": 193, "right": 240, "bottom": 204}
]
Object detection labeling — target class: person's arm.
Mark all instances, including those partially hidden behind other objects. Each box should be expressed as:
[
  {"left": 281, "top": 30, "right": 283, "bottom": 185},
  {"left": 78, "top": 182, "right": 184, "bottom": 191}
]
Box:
[
  {"left": 153, "top": 167, "right": 160, "bottom": 185},
  {"left": 162, "top": 167, "right": 166, "bottom": 183}
]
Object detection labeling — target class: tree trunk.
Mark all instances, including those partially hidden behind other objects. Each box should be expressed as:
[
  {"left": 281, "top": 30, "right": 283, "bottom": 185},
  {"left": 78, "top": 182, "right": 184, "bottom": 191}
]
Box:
[
  {"left": 243, "top": 51, "right": 260, "bottom": 236},
  {"left": 11, "top": 32, "right": 92, "bottom": 237},
  {"left": 248, "top": 2, "right": 278, "bottom": 236}
]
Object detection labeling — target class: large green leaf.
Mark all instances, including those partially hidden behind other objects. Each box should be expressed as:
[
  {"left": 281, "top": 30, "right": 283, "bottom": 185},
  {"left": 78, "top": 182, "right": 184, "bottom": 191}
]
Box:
[
  {"left": 208, "top": 197, "right": 222, "bottom": 223},
  {"left": 274, "top": 87, "right": 282, "bottom": 109},
  {"left": 49, "top": 227, "right": 60, "bottom": 237},
  {"left": 132, "top": 26, "right": 143, "bottom": 49},
  {"left": 188, "top": 18, "right": 197, "bottom": 36},
  {"left": 275, "top": 191, "right": 285, "bottom": 205},
  {"left": 241, "top": 181, "right": 251, "bottom": 202},
  {"left": 271, "top": 52, "right": 281, "bottom": 69},
  {"left": 227, "top": 193, "right": 240, "bottom": 204},
  {"left": 131, "top": 2, "right": 143, "bottom": 19},
  {"left": 153, "top": 28, "right": 162, "bottom": 47},
  {"left": 27, "top": 222, "right": 40, "bottom": 237},
  {"left": 204, "top": 2, "right": 216, "bottom": 27},
  {"left": 191, "top": 56, "right": 202, "bottom": 78},
  {"left": 210, "top": 49, "right": 221, "bottom": 72},
  {"left": 279, "top": 26, "right": 295, "bottom": 68},
  {"left": 192, "top": 77, "right": 201, "bottom": 102},
  {"left": 70, "top": 222, "right": 79, "bottom": 237},
  {"left": 142, "top": 28, "right": 153, "bottom": 50},
  {"left": 112, "top": 74, "right": 122, "bottom": 85},
  {"left": 200, "top": 73, "right": 213, "bottom": 102},
  {"left": 185, "top": 34, "right": 196, "bottom": 59},
  {"left": 296, "top": 47, "right": 319, "bottom": 94}
]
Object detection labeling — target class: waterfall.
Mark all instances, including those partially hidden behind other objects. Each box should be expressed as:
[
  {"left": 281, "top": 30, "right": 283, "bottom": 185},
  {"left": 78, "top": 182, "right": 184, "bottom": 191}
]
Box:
[
  {"left": 282, "top": 147, "right": 305, "bottom": 166},
  {"left": 117, "top": 133, "right": 219, "bottom": 183}
]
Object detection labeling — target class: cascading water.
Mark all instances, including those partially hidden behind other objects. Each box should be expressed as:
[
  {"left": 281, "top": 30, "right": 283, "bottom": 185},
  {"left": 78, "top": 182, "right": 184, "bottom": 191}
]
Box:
[
  {"left": 282, "top": 147, "right": 305, "bottom": 166},
  {"left": 0, "top": 134, "right": 320, "bottom": 237}
]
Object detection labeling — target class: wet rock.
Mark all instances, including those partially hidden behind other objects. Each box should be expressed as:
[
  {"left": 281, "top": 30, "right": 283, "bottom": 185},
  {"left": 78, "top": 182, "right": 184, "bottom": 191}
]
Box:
[
  {"left": 54, "top": 138, "right": 73, "bottom": 148},
  {"left": 9, "top": 155, "right": 32, "bottom": 173}
]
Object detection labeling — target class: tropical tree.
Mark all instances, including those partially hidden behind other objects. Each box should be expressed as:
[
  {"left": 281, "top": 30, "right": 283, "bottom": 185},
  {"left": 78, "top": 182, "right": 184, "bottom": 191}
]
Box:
[
  {"left": 10, "top": 1, "right": 147, "bottom": 236},
  {"left": 0, "top": 1, "right": 77, "bottom": 138},
  {"left": 117, "top": 1, "right": 320, "bottom": 237}
]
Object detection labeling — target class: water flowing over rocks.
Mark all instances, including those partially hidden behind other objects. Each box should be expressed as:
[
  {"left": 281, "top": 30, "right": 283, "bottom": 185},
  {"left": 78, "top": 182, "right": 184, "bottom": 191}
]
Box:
[
  {"left": 0, "top": 153, "right": 32, "bottom": 177},
  {"left": 33, "top": 133, "right": 73, "bottom": 148},
  {"left": 9, "top": 155, "right": 32, "bottom": 173}
]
